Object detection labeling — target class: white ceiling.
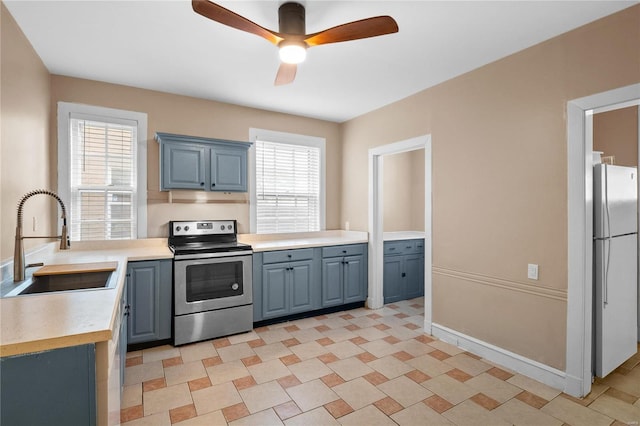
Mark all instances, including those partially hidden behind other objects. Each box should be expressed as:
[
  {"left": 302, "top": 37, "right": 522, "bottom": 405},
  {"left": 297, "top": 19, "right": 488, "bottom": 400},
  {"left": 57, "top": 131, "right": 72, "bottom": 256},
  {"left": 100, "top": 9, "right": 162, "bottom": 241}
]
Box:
[{"left": 5, "top": 1, "right": 637, "bottom": 123}]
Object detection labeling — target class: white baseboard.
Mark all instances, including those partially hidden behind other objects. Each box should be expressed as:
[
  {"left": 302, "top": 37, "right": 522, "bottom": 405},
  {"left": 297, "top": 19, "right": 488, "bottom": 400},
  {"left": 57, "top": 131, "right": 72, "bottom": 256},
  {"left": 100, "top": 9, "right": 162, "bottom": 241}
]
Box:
[{"left": 431, "top": 323, "right": 567, "bottom": 393}]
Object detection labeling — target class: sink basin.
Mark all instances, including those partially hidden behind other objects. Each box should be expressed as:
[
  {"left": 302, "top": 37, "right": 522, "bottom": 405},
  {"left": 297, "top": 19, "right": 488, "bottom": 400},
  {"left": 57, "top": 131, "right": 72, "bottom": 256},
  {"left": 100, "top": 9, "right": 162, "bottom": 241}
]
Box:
[
  {"left": 19, "top": 271, "right": 114, "bottom": 295},
  {"left": 1, "top": 262, "right": 119, "bottom": 298}
]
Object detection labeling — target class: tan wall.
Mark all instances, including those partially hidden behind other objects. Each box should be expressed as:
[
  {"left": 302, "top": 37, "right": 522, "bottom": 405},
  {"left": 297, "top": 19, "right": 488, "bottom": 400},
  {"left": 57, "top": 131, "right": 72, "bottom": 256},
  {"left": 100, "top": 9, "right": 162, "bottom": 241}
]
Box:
[
  {"left": 1, "top": 2, "right": 53, "bottom": 263},
  {"left": 340, "top": 5, "right": 640, "bottom": 370},
  {"left": 593, "top": 106, "right": 639, "bottom": 167},
  {"left": 382, "top": 150, "right": 425, "bottom": 232},
  {"left": 49, "top": 76, "right": 342, "bottom": 237},
  {"left": 410, "top": 150, "right": 425, "bottom": 231}
]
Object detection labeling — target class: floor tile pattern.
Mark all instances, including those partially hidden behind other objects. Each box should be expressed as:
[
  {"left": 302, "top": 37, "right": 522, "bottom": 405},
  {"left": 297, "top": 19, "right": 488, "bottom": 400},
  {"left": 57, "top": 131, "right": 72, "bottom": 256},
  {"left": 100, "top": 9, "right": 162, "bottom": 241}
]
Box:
[{"left": 122, "top": 298, "right": 640, "bottom": 425}]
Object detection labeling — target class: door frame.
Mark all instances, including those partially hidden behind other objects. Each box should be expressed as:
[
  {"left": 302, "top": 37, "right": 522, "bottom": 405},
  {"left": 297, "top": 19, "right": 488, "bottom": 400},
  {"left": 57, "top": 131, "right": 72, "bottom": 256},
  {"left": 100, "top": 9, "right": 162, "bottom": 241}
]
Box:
[
  {"left": 368, "top": 135, "right": 432, "bottom": 332},
  {"left": 566, "top": 83, "right": 640, "bottom": 397}
]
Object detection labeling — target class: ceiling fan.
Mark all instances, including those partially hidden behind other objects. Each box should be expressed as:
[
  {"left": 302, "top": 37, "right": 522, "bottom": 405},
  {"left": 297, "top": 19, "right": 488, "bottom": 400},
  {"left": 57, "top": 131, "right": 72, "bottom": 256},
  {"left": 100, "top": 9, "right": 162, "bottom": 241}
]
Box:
[{"left": 192, "top": 0, "right": 399, "bottom": 86}]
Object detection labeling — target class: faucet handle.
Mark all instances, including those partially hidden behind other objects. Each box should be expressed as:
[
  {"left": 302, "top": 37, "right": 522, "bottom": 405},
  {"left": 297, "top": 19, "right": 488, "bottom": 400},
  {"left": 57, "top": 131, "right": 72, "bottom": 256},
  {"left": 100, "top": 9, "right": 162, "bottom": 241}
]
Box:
[{"left": 26, "top": 262, "right": 44, "bottom": 269}]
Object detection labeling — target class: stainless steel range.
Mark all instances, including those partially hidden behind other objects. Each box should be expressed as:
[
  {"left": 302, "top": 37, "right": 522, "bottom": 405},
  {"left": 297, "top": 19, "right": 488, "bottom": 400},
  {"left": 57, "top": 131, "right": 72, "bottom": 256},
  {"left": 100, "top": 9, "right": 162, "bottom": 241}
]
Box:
[{"left": 169, "top": 220, "right": 253, "bottom": 346}]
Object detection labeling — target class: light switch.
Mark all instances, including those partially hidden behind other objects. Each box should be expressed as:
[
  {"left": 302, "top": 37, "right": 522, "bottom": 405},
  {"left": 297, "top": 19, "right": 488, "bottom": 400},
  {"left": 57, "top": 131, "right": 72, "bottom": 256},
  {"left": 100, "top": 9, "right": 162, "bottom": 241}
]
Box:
[{"left": 527, "top": 264, "right": 539, "bottom": 280}]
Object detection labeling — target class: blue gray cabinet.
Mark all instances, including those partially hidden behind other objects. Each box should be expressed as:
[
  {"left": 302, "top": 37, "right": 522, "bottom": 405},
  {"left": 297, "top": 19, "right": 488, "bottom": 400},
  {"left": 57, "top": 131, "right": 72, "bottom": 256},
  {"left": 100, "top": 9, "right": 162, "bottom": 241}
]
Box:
[
  {"left": 161, "top": 141, "right": 207, "bottom": 190},
  {"left": 260, "top": 248, "right": 320, "bottom": 320},
  {"left": 120, "top": 281, "right": 128, "bottom": 394},
  {"left": 383, "top": 239, "right": 425, "bottom": 303},
  {"left": 321, "top": 244, "right": 367, "bottom": 306},
  {"left": 210, "top": 146, "right": 247, "bottom": 192},
  {"left": 127, "top": 260, "right": 172, "bottom": 344},
  {"left": 1, "top": 344, "right": 97, "bottom": 425},
  {"left": 156, "top": 132, "right": 250, "bottom": 192}
]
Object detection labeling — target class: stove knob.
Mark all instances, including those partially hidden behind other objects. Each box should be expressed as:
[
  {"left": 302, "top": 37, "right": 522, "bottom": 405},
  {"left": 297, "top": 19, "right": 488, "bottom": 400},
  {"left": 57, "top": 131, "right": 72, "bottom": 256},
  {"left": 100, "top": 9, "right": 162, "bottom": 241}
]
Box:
[
  {"left": 176, "top": 226, "right": 181, "bottom": 232},
  {"left": 227, "top": 225, "right": 232, "bottom": 230},
  {"left": 231, "top": 283, "right": 239, "bottom": 291},
  {"left": 184, "top": 226, "right": 190, "bottom": 231},
  {"left": 220, "top": 225, "right": 225, "bottom": 230}
]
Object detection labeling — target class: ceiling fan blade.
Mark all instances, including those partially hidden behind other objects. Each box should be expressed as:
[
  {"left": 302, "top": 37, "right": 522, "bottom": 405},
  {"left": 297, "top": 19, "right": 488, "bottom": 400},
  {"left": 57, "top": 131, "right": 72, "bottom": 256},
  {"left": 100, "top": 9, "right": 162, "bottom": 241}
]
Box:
[
  {"left": 304, "top": 16, "right": 398, "bottom": 47},
  {"left": 192, "top": 0, "right": 282, "bottom": 45},
  {"left": 274, "top": 63, "right": 297, "bottom": 86}
]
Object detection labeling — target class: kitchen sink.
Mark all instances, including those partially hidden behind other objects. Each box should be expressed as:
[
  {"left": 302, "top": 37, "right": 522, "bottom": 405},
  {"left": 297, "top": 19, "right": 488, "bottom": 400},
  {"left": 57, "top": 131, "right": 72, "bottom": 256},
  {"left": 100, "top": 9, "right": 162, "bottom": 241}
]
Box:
[{"left": 19, "top": 271, "right": 114, "bottom": 295}]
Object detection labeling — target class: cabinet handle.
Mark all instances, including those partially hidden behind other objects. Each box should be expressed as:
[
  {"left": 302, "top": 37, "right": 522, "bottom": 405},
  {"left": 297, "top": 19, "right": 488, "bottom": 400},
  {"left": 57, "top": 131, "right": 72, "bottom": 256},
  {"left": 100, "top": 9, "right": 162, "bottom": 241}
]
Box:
[
  {"left": 200, "top": 182, "right": 204, "bottom": 186},
  {"left": 406, "top": 246, "right": 412, "bottom": 249},
  {"left": 402, "top": 272, "right": 406, "bottom": 277},
  {"left": 342, "top": 250, "right": 347, "bottom": 254},
  {"left": 287, "top": 254, "right": 292, "bottom": 258},
  {"left": 345, "top": 261, "right": 350, "bottom": 265},
  {"left": 211, "top": 183, "right": 216, "bottom": 187},
  {"left": 389, "top": 248, "right": 396, "bottom": 251}
]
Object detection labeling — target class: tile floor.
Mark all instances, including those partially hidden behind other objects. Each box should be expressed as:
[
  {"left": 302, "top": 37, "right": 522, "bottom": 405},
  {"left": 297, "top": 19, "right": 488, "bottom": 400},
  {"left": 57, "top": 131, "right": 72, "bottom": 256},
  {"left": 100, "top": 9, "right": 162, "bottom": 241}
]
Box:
[{"left": 121, "top": 298, "right": 640, "bottom": 425}]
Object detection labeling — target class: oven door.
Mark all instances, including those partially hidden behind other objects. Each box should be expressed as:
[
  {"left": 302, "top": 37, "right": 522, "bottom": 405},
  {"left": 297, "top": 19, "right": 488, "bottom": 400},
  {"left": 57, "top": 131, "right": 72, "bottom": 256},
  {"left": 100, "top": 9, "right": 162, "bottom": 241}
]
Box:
[{"left": 174, "top": 254, "right": 252, "bottom": 316}]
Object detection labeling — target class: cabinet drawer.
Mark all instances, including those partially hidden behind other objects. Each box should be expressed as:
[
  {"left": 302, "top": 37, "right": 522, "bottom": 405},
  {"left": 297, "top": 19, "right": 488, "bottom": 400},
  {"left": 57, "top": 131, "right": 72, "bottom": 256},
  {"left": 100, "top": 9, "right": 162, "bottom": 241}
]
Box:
[
  {"left": 263, "top": 248, "right": 314, "bottom": 264},
  {"left": 384, "top": 239, "right": 424, "bottom": 255},
  {"left": 322, "top": 244, "right": 366, "bottom": 258}
]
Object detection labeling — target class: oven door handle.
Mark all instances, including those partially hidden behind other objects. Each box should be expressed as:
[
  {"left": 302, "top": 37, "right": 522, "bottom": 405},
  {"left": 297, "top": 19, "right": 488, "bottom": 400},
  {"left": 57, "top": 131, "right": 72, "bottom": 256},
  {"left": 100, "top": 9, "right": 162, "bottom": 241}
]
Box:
[{"left": 173, "top": 250, "right": 254, "bottom": 261}]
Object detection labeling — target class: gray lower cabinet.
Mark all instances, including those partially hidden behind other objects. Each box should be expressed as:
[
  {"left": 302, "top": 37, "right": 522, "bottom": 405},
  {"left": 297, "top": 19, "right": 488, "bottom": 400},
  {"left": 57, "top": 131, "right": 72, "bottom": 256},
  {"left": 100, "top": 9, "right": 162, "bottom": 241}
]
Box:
[
  {"left": 259, "top": 248, "right": 321, "bottom": 320},
  {"left": 1, "top": 344, "right": 97, "bottom": 425},
  {"left": 322, "top": 244, "right": 367, "bottom": 306},
  {"left": 252, "top": 244, "right": 367, "bottom": 322},
  {"left": 127, "top": 260, "right": 172, "bottom": 344},
  {"left": 156, "top": 132, "right": 250, "bottom": 192},
  {"left": 383, "top": 239, "right": 425, "bottom": 304}
]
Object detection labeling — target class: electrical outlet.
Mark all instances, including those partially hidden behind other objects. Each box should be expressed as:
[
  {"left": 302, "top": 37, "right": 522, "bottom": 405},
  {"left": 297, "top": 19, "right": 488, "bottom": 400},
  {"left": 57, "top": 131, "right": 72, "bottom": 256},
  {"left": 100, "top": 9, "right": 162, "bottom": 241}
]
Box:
[
  {"left": 345, "top": 221, "right": 350, "bottom": 231},
  {"left": 527, "top": 264, "right": 539, "bottom": 280},
  {"left": 32, "top": 216, "right": 37, "bottom": 232}
]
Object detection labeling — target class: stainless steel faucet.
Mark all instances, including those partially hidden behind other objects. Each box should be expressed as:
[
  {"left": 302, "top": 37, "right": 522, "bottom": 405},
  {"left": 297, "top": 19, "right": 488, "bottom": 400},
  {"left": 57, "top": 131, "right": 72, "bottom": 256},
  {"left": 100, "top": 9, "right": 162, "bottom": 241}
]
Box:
[{"left": 14, "top": 189, "right": 70, "bottom": 282}]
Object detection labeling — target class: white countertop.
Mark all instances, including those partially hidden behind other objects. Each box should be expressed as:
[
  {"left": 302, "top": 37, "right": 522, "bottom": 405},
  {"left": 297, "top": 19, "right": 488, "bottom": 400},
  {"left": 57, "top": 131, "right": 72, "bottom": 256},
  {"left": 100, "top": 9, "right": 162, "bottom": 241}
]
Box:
[
  {"left": 383, "top": 231, "right": 426, "bottom": 241},
  {"left": 239, "top": 230, "right": 369, "bottom": 252},
  {"left": 0, "top": 231, "right": 426, "bottom": 356},
  {"left": 0, "top": 239, "right": 172, "bottom": 357}
]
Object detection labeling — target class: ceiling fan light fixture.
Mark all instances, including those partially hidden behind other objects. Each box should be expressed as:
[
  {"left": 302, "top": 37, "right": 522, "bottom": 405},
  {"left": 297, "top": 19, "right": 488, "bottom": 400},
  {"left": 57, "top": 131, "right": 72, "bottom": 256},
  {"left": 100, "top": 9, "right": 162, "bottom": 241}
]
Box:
[{"left": 279, "top": 41, "right": 307, "bottom": 64}]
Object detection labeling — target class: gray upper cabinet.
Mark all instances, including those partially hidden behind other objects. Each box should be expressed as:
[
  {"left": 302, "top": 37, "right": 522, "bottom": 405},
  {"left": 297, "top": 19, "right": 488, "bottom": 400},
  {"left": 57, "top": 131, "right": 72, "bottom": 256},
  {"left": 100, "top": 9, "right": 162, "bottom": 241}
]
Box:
[
  {"left": 156, "top": 132, "right": 251, "bottom": 192},
  {"left": 210, "top": 146, "right": 247, "bottom": 192},
  {"left": 162, "top": 141, "right": 206, "bottom": 190}
]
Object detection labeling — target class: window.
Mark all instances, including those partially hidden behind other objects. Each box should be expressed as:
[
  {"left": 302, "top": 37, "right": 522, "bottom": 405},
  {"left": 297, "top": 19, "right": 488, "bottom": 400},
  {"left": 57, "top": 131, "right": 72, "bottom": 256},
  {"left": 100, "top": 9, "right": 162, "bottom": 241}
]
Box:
[
  {"left": 58, "top": 103, "right": 147, "bottom": 241},
  {"left": 250, "top": 128, "right": 326, "bottom": 234}
]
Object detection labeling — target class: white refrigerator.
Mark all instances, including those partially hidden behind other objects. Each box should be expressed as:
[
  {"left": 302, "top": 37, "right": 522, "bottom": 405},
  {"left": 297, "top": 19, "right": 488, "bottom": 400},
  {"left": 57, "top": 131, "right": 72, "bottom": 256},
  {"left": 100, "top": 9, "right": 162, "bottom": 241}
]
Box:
[{"left": 593, "top": 164, "right": 638, "bottom": 378}]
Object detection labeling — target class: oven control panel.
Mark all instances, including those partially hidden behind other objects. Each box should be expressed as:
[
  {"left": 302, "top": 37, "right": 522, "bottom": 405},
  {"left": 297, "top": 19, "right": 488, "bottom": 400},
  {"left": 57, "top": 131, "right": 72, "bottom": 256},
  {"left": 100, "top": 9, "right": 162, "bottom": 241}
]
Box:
[{"left": 170, "top": 220, "right": 236, "bottom": 236}]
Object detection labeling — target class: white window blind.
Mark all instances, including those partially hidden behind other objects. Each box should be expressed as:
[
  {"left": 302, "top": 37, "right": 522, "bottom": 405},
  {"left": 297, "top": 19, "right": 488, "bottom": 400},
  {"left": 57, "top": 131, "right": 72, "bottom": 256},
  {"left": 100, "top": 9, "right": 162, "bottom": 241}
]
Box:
[
  {"left": 69, "top": 117, "right": 137, "bottom": 240},
  {"left": 255, "top": 139, "right": 320, "bottom": 233}
]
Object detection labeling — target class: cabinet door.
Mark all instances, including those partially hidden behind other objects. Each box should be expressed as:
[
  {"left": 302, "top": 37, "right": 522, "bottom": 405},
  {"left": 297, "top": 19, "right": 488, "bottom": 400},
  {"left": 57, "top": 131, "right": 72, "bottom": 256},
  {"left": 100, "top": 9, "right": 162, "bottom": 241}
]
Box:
[
  {"left": 405, "top": 254, "right": 424, "bottom": 300},
  {"left": 383, "top": 256, "right": 403, "bottom": 304},
  {"left": 322, "top": 258, "right": 344, "bottom": 306},
  {"left": 120, "top": 286, "right": 128, "bottom": 396},
  {"left": 162, "top": 142, "right": 206, "bottom": 190},
  {"left": 210, "top": 147, "right": 247, "bottom": 192},
  {"left": 343, "top": 255, "right": 365, "bottom": 303},
  {"left": 262, "top": 264, "right": 288, "bottom": 318},
  {"left": 127, "top": 261, "right": 161, "bottom": 344},
  {"left": 289, "top": 260, "right": 314, "bottom": 313},
  {"left": 1, "top": 345, "right": 96, "bottom": 425}
]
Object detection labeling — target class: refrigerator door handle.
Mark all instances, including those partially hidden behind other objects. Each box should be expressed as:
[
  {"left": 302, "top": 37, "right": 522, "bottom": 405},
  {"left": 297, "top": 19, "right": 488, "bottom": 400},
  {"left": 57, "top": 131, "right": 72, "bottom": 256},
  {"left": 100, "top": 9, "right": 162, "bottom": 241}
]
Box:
[
  {"left": 603, "top": 164, "right": 610, "bottom": 306},
  {"left": 604, "top": 238, "right": 610, "bottom": 306}
]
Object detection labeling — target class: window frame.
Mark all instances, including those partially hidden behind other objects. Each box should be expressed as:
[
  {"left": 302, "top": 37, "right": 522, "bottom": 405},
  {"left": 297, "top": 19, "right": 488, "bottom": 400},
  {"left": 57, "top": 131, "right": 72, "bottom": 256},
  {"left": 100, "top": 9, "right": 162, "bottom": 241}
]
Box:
[
  {"left": 57, "top": 102, "right": 148, "bottom": 240},
  {"left": 249, "top": 128, "right": 326, "bottom": 234}
]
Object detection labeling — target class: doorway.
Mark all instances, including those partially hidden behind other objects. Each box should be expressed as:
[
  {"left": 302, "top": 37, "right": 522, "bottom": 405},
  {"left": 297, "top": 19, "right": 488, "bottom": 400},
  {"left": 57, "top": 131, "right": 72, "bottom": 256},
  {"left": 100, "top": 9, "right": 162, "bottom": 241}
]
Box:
[
  {"left": 566, "top": 83, "right": 640, "bottom": 398},
  {"left": 368, "top": 135, "right": 432, "bottom": 331}
]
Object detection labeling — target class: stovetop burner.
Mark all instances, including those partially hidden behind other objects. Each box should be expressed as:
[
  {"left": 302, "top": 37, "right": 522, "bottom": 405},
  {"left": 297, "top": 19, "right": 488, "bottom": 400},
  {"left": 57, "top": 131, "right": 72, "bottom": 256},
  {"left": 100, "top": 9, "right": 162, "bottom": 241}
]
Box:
[
  {"left": 168, "top": 220, "right": 252, "bottom": 255},
  {"left": 169, "top": 241, "right": 252, "bottom": 255}
]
